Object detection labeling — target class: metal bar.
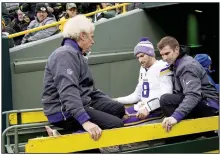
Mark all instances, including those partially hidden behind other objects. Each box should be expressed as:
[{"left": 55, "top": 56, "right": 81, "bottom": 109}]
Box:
[
  {"left": 5, "top": 145, "right": 14, "bottom": 153},
  {"left": 7, "top": 3, "right": 131, "bottom": 39},
  {"left": 2, "top": 122, "right": 49, "bottom": 153},
  {"left": 2, "top": 136, "right": 5, "bottom": 153},
  {"left": 14, "top": 127, "right": 19, "bottom": 153},
  {"left": 2, "top": 108, "right": 43, "bottom": 115},
  {"left": 122, "top": 5, "right": 127, "bottom": 14},
  {"left": 2, "top": 122, "right": 50, "bottom": 137},
  {"left": 6, "top": 144, "right": 26, "bottom": 154},
  {"left": 18, "top": 143, "right": 26, "bottom": 153},
  {"left": 6, "top": 125, "right": 60, "bottom": 136},
  {"left": 6, "top": 113, "right": 10, "bottom": 146}
]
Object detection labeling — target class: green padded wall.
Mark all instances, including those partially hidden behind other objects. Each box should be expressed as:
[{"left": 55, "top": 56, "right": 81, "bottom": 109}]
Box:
[{"left": 9, "top": 9, "right": 167, "bottom": 109}]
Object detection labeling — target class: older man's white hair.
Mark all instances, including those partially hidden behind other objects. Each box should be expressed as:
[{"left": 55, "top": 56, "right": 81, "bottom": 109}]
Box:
[{"left": 62, "top": 15, "right": 95, "bottom": 41}]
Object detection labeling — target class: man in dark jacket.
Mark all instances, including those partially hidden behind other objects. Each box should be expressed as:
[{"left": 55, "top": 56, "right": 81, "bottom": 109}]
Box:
[
  {"left": 157, "top": 36, "right": 219, "bottom": 132},
  {"left": 46, "top": 3, "right": 64, "bottom": 21},
  {"left": 2, "top": 3, "right": 11, "bottom": 26},
  {"left": 19, "top": 3, "right": 36, "bottom": 21},
  {"left": 95, "top": 3, "right": 116, "bottom": 22},
  {"left": 11, "top": 10, "right": 30, "bottom": 45},
  {"left": 41, "top": 15, "right": 125, "bottom": 142},
  {"left": 2, "top": 19, "right": 15, "bottom": 48},
  {"left": 194, "top": 54, "right": 219, "bottom": 92}
]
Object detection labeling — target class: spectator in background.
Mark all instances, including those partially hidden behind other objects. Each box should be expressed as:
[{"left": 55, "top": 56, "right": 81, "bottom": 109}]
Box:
[
  {"left": 127, "top": 3, "right": 142, "bottom": 12},
  {"left": 1, "top": 5, "right": 17, "bottom": 37},
  {"left": 194, "top": 54, "right": 219, "bottom": 92},
  {"left": 2, "top": 3, "right": 12, "bottom": 26},
  {"left": 2, "top": 18, "right": 15, "bottom": 48},
  {"left": 91, "top": 4, "right": 101, "bottom": 22},
  {"left": 59, "top": 3, "right": 77, "bottom": 32},
  {"left": 19, "top": 3, "right": 37, "bottom": 21},
  {"left": 46, "top": 3, "right": 64, "bottom": 21},
  {"left": 21, "top": 3, "right": 58, "bottom": 44},
  {"left": 78, "top": 3, "right": 97, "bottom": 14},
  {"left": 5, "top": 3, "right": 19, "bottom": 12},
  {"left": 5, "top": 3, "right": 20, "bottom": 23},
  {"left": 2, "top": 19, "right": 6, "bottom": 30},
  {"left": 94, "top": 3, "right": 116, "bottom": 22},
  {"left": 115, "top": 3, "right": 123, "bottom": 15},
  {"left": 11, "top": 10, "right": 30, "bottom": 45},
  {"left": 65, "top": 3, "right": 77, "bottom": 18}
]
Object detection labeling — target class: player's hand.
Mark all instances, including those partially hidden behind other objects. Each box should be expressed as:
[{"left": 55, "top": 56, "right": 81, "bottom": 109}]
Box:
[
  {"left": 162, "top": 117, "right": 177, "bottom": 132},
  {"left": 82, "top": 121, "right": 102, "bottom": 141},
  {"left": 122, "top": 110, "right": 130, "bottom": 120},
  {"left": 136, "top": 106, "right": 149, "bottom": 119}
]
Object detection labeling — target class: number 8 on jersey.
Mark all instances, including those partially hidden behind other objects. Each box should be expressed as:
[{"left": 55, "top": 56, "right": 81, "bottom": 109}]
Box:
[{"left": 142, "top": 82, "right": 149, "bottom": 98}]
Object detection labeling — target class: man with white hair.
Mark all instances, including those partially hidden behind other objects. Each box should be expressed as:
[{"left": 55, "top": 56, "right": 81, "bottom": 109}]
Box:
[
  {"left": 41, "top": 15, "right": 125, "bottom": 142},
  {"left": 115, "top": 37, "right": 173, "bottom": 125}
]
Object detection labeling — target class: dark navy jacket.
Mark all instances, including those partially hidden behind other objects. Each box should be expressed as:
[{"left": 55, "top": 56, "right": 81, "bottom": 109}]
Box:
[
  {"left": 42, "top": 38, "right": 109, "bottom": 124},
  {"left": 171, "top": 55, "right": 219, "bottom": 122}
]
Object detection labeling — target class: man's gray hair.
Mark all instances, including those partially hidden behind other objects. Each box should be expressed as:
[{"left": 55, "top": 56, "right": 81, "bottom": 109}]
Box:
[{"left": 62, "top": 15, "right": 95, "bottom": 41}]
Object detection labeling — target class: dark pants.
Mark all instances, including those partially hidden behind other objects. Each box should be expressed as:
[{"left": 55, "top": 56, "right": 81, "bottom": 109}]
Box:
[
  {"left": 160, "top": 93, "right": 218, "bottom": 143},
  {"left": 160, "top": 93, "right": 218, "bottom": 119},
  {"left": 52, "top": 97, "right": 125, "bottom": 153},
  {"left": 52, "top": 99, "right": 125, "bottom": 132}
]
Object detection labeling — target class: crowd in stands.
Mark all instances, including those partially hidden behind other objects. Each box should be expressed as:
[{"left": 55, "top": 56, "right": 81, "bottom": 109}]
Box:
[{"left": 2, "top": 2, "right": 141, "bottom": 48}]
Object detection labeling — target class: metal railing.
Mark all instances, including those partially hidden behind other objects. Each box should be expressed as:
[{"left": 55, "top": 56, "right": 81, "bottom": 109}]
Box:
[
  {"left": 2, "top": 108, "right": 46, "bottom": 153},
  {"left": 2, "top": 122, "right": 50, "bottom": 153},
  {"left": 8, "top": 3, "right": 131, "bottom": 39}
]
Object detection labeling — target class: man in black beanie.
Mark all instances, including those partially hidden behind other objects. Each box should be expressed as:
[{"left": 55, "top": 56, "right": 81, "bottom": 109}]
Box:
[
  {"left": 35, "top": 3, "right": 49, "bottom": 20},
  {"left": 21, "top": 3, "right": 58, "bottom": 44}
]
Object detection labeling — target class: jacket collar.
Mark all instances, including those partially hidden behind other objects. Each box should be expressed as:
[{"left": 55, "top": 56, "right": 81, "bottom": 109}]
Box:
[{"left": 61, "top": 38, "right": 83, "bottom": 55}]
